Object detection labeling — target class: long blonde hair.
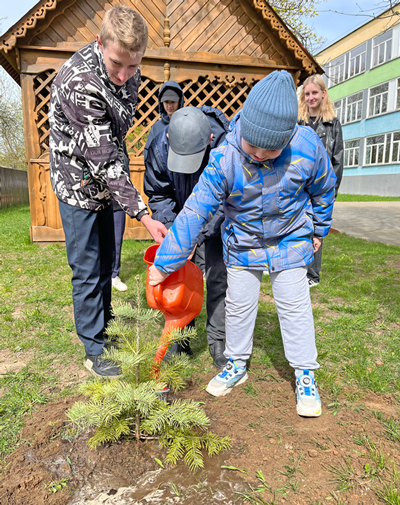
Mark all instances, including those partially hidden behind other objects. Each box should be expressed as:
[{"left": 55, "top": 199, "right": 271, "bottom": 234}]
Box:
[{"left": 298, "top": 74, "right": 336, "bottom": 123}]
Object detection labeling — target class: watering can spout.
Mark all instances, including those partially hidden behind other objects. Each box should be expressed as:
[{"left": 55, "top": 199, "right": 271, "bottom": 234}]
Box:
[{"left": 144, "top": 245, "right": 204, "bottom": 378}]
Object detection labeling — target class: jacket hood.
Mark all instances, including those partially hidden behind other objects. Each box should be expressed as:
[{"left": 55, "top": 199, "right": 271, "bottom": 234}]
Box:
[
  {"left": 197, "top": 105, "right": 230, "bottom": 148},
  {"left": 158, "top": 81, "right": 185, "bottom": 125}
]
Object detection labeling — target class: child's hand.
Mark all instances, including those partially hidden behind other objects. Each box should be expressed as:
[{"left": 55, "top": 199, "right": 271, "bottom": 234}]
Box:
[
  {"left": 149, "top": 265, "right": 169, "bottom": 286},
  {"left": 313, "top": 237, "right": 322, "bottom": 252},
  {"left": 188, "top": 244, "right": 197, "bottom": 261}
]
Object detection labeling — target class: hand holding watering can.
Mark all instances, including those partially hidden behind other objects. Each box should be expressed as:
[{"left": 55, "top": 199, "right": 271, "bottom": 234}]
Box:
[
  {"left": 148, "top": 244, "right": 197, "bottom": 286},
  {"left": 144, "top": 245, "right": 204, "bottom": 379}
]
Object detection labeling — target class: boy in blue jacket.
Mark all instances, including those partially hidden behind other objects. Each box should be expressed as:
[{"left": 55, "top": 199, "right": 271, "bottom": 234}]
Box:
[{"left": 149, "top": 71, "right": 336, "bottom": 417}]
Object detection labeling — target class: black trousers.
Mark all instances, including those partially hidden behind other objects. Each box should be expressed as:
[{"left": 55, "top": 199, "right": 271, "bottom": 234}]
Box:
[
  {"left": 204, "top": 235, "right": 227, "bottom": 344},
  {"left": 112, "top": 209, "right": 126, "bottom": 278},
  {"left": 307, "top": 239, "right": 323, "bottom": 283},
  {"left": 59, "top": 200, "right": 115, "bottom": 355}
]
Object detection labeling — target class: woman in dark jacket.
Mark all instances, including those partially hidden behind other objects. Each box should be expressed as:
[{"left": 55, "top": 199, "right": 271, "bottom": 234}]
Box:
[
  {"left": 298, "top": 74, "right": 344, "bottom": 287},
  {"left": 143, "top": 81, "right": 184, "bottom": 162}
]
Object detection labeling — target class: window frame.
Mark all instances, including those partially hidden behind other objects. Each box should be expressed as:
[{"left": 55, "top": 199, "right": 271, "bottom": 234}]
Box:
[
  {"left": 328, "top": 55, "right": 346, "bottom": 87},
  {"left": 364, "top": 131, "right": 400, "bottom": 166},
  {"left": 344, "top": 91, "right": 363, "bottom": 124},
  {"left": 344, "top": 139, "right": 360, "bottom": 168},
  {"left": 371, "top": 30, "right": 393, "bottom": 68},
  {"left": 396, "top": 78, "right": 400, "bottom": 110},
  {"left": 348, "top": 43, "right": 367, "bottom": 78},
  {"left": 368, "top": 82, "right": 389, "bottom": 117}
]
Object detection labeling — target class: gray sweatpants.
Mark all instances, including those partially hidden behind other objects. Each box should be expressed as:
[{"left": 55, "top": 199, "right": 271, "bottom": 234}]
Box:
[{"left": 224, "top": 266, "right": 319, "bottom": 376}]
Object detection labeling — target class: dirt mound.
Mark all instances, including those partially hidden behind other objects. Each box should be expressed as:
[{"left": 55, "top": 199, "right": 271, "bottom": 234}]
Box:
[{"left": 1, "top": 367, "right": 399, "bottom": 504}]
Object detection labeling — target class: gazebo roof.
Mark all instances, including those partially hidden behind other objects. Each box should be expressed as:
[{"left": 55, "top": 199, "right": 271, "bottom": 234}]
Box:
[{"left": 0, "top": 0, "right": 322, "bottom": 86}]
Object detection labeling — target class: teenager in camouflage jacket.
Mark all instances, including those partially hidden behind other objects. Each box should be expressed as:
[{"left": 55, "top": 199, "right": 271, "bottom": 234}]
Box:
[
  {"left": 49, "top": 41, "right": 148, "bottom": 220},
  {"left": 48, "top": 5, "right": 166, "bottom": 380}
]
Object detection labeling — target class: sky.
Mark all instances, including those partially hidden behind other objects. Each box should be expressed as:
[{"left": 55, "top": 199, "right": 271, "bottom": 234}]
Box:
[{"left": 0, "top": 0, "right": 394, "bottom": 51}]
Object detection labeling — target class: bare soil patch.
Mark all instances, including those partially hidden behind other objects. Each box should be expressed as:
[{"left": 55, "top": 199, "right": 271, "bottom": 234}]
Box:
[
  {"left": 0, "top": 350, "right": 35, "bottom": 375},
  {"left": 1, "top": 366, "right": 399, "bottom": 504}
]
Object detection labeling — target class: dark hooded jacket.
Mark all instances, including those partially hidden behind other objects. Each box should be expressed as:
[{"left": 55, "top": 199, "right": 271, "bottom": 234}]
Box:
[
  {"left": 144, "top": 106, "right": 229, "bottom": 243},
  {"left": 298, "top": 117, "right": 343, "bottom": 197},
  {"left": 143, "top": 81, "right": 184, "bottom": 162}
]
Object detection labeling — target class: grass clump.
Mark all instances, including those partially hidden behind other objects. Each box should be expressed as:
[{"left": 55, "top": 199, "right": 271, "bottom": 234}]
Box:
[{"left": 336, "top": 194, "right": 400, "bottom": 202}]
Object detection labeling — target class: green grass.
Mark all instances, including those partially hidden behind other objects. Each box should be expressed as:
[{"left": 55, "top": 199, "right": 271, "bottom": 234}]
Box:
[
  {"left": 336, "top": 194, "right": 400, "bottom": 202},
  {"left": 1, "top": 203, "right": 400, "bottom": 499}
]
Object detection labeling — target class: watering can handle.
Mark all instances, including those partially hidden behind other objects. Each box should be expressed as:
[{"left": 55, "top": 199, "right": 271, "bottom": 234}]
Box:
[{"left": 153, "top": 284, "right": 162, "bottom": 305}]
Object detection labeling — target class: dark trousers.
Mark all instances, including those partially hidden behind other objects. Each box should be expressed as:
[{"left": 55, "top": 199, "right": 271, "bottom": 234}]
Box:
[
  {"left": 112, "top": 209, "right": 126, "bottom": 278},
  {"left": 307, "top": 239, "right": 323, "bottom": 283},
  {"left": 204, "top": 235, "right": 227, "bottom": 344},
  {"left": 58, "top": 200, "right": 115, "bottom": 355}
]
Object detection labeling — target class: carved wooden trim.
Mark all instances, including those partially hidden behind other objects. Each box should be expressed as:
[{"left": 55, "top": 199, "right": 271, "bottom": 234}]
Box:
[
  {"left": 0, "top": 0, "right": 62, "bottom": 54},
  {"left": 164, "top": 62, "right": 170, "bottom": 82},
  {"left": 163, "top": 17, "right": 171, "bottom": 48},
  {"left": 32, "top": 161, "right": 47, "bottom": 227},
  {"left": 251, "top": 0, "right": 318, "bottom": 74}
]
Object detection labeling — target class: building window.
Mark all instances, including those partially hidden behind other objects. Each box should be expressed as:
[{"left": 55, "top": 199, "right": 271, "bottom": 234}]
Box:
[
  {"left": 344, "top": 139, "right": 360, "bottom": 167},
  {"left": 396, "top": 78, "right": 400, "bottom": 110},
  {"left": 365, "top": 131, "right": 400, "bottom": 165},
  {"left": 392, "top": 132, "right": 400, "bottom": 163},
  {"left": 372, "top": 30, "right": 392, "bottom": 67},
  {"left": 334, "top": 99, "right": 344, "bottom": 123},
  {"left": 369, "top": 82, "right": 389, "bottom": 117},
  {"left": 345, "top": 92, "right": 363, "bottom": 123},
  {"left": 329, "top": 55, "right": 345, "bottom": 86},
  {"left": 349, "top": 43, "right": 366, "bottom": 78}
]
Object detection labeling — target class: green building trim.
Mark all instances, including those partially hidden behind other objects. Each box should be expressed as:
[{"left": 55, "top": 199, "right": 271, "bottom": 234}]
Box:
[{"left": 329, "top": 57, "right": 400, "bottom": 101}]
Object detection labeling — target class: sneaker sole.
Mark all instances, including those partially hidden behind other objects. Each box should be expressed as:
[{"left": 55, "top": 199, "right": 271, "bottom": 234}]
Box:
[
  {"left": 84, "top": 359, "right": 122, "bottom": 380},
  {"left": 296, "top": 404, "right": 322, "bottom": 417},
  {"left": 205, "top": 372, "right": 248, "bottom": 397}
]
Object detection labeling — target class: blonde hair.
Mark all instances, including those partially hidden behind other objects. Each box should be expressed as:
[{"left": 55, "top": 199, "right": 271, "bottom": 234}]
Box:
[
  {"left": 298, "top": 74, "right": 336, "bottom": 123},
  {"left": 100, "top": 5, "right": 148, "bottom": 55}
]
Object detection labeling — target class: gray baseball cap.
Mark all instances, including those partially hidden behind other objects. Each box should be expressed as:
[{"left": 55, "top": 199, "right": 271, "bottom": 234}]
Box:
[
  {"left": 167, "top": 107, "right": 211, "bottom": 174},
  {"left": 160, "top": 89, "right": 180, "bottom": 102}
]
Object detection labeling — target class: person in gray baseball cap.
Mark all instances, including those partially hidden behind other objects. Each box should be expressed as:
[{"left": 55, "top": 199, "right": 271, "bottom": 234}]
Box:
[
  {"left": 144, "top": 105, "right": 230, "bottom": 369},
  {"left": 167, "top": 107, "right": 213, "bottom": 174}
]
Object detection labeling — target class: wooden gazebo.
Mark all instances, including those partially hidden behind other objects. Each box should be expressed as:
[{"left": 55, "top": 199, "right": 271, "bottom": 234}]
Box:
[{"left": 0, "top": 0, "right": 322, "bottom": 242}]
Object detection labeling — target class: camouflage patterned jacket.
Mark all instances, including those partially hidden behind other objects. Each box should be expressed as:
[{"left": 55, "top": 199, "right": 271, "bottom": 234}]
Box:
[
  {"left": 154, "top": 114, "right": 336, "bottom": 275},
  {"left": 49, "top": 42, "right": 148, "bottom": 219}
]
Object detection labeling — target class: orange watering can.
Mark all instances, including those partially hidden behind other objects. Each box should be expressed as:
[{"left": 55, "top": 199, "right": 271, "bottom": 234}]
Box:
[{"left": 144, "top": 244, "right": 204, "bottom": 381}]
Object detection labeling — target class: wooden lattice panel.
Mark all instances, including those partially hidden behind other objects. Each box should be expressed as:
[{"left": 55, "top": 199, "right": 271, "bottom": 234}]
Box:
[
  {"left": 181, "top": 76, "right": 255, "bottom": 120},
  {"left": 33, "top": 69, "right": 56, "bottom": 155},
  {"left": 126, "top": 78, "right": 162, "bottom": 155},
  {"left": 126, "top": 75, "right": 257, "bottom": 155},
  {"left": 32, "top": 70, "right": 257, "bottom": 157}
]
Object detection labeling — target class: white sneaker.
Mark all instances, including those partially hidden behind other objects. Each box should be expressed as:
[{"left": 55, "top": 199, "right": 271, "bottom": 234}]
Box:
[
  {"left": 296, "top": 371, "right": 321, "bottom": 417},
  {"left": 206, "top": 359, "right": 248, "bottom": 397},
  {"left": 308, "top": 279, "right": 319, "bottom": 288},
  {"left": 112, "top": 276, "right": 128, "bottom": 292}
]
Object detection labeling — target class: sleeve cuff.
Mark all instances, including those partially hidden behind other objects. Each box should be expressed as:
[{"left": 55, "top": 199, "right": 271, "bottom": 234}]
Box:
[{"left": 135, "top": 208, "right": 150, "bottom": 221}]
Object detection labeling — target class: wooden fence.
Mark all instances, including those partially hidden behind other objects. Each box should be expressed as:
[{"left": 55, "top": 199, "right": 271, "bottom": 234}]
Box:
[{"left": 0, "top": 166, "right": 29, "bottom": 208}]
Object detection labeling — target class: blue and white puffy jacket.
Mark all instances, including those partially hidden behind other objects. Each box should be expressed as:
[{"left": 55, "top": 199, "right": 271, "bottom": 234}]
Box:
[{"left": 154, "top": 113, "right": 337, "bottom": 274}]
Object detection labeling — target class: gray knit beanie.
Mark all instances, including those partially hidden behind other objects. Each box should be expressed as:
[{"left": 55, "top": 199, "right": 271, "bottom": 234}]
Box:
[{"left": 241, "top": 70, "right": 298, "bottom": 150}]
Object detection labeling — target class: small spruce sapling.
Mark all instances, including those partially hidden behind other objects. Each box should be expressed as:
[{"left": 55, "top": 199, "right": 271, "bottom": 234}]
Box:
[{"left": 67, "top": 276, "right": 230, "bottom": 471}]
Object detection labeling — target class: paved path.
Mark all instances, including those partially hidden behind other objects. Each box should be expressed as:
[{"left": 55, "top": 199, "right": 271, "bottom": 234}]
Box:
[{"left": 332, "top": 202, "right": 400, "bottom": 247}]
